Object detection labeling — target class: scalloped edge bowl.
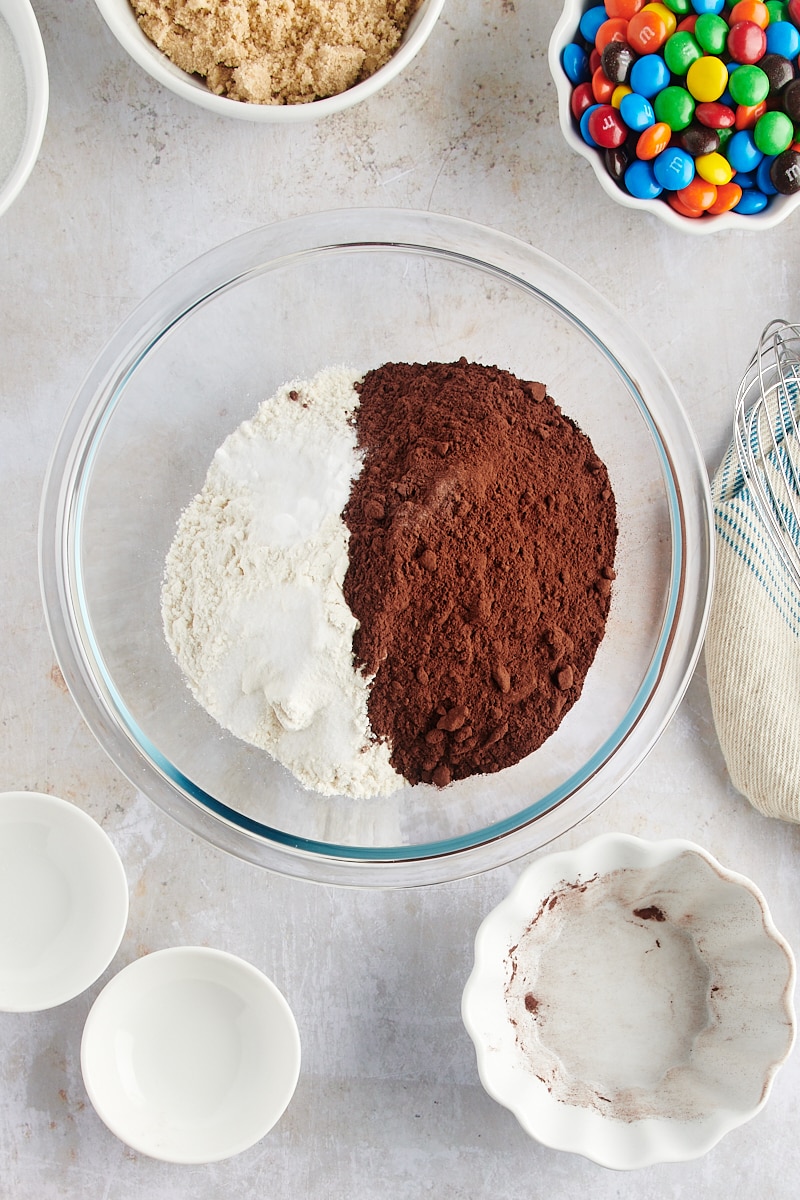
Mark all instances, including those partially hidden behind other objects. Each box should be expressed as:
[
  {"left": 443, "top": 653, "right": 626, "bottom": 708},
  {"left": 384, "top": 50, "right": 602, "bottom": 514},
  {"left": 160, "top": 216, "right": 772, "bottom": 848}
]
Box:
[
  {"left": 548, "top": 0, "right": 800, "bottom": 234},
  {"left": 462, "top": 833, "right": 796, "bottom": 1169}
]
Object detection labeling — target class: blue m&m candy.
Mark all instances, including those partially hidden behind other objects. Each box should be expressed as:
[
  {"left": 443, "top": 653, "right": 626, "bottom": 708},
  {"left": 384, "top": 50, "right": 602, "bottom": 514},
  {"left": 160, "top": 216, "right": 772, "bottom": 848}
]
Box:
[
  {"left": 625, "top": 159, "right": 664, "bottom": 198},
  {"left": 620, "top": 93, "right": 656, "bottom": 132},
  {"left": 653, "top": 147, "right": 696, "bottom": 189},
  {"left": 562, "top": 43, "right": 591, "bottom": 86}
]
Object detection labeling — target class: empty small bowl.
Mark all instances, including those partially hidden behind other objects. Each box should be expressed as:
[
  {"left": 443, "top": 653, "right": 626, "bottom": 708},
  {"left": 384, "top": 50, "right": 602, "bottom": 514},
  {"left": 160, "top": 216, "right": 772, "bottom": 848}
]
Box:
[
  {"left": 462, "top": 833, "right": 796, "bottom": 1169},
  {"left": 93, "top": 0, "right": 445, "bottom": 121},
  {"left": 0, "top": 791, "right": 128, "bottom": 1012},
  {"left": 548, "top": 0, "right": 800, "bottom": 234},
  {"left": 0, "top": 0, "right": 49, "bottom": 218},
  {"left": 80, "top": 946, "right": 301, "bottom": 1163}
]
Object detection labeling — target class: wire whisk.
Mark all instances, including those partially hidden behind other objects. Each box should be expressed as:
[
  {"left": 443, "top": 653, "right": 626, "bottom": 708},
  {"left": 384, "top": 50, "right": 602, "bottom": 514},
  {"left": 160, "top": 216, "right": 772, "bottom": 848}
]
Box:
[{"left": 734, "top": 319, "right": 800, "bottom": 591}]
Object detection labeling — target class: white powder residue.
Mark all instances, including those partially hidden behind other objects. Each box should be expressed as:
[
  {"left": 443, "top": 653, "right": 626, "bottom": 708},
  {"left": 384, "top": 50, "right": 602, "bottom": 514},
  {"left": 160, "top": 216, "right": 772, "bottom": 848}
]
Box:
[
  {"left": 161, "top": 366, "right": 402, "bottom": 799},
  {"left": 0, "top": 14, "right": 27, "bottom": 188}
]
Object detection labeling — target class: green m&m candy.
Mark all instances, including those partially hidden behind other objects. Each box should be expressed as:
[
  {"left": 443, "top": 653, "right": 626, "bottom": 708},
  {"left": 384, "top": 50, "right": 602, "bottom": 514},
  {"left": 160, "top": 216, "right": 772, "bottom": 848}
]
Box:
[
  {"left": 694, "top": 13, "right": 729, "bottom": 55},
  {"left": 654, "top": 85, "right": 696, "bottom": 130},
  {"left": 728, "top": 64, "right": 770, "bottom": 107},
  {"left": 754, "top": 111, "right": 795, "bottom": 156}
]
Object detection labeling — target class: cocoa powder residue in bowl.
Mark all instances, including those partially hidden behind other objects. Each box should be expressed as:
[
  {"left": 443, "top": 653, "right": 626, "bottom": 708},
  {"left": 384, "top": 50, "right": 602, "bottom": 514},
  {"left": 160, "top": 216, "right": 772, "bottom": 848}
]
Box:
[{"left": 343, "top": 359, "right": 618, "bottom": 788}]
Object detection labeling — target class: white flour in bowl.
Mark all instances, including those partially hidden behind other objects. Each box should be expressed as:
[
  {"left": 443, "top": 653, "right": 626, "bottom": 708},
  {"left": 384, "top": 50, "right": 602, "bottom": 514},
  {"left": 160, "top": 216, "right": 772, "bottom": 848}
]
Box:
[{"left": 161, "top": 366, "right": 402, "bottom": 799}]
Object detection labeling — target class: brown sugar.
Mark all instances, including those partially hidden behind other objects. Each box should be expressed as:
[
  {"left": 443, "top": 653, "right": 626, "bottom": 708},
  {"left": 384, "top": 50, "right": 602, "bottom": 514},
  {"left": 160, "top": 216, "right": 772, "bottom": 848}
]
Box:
[
  {"left": 130, "top": 0, "right": 420, "bottom": 105},
  {"left": 342, "top": 359, "right": 618, "bottom": 788}
]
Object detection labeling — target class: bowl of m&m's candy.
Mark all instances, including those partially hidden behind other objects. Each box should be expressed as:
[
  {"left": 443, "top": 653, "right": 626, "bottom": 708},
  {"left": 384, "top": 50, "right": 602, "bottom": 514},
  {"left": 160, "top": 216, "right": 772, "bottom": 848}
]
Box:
[{"left": 549, "top": 0, "right": 800, "bottom": 228}]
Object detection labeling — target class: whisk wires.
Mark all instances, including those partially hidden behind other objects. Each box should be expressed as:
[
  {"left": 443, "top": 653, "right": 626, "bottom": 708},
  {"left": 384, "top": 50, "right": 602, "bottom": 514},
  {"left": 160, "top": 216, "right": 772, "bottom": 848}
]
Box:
[{"left": 734, "top": 319, "right": 800, "bottom": 592}]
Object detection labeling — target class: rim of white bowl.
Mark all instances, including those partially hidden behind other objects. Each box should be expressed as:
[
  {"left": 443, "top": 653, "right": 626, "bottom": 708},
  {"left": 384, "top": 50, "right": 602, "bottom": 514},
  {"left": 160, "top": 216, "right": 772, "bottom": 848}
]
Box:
[
  {"left": 462, "top": 832, "right": 797, "bottom": 1169},
  {"left": 0, "top": 791, "right": 128, "bottom": 1012},
  {"left": 0, "top": 0, "right": 49, "bottom": 218},
  {"left": 548, "top": 0, "right": 800, "bottom": 234},
  {"left": 80, "top": 946, "right": 301, "bottom": 1162},
  {"left": 93, "top": 0, "right": 446, "bottom": 122},
  {"left": 38, "top": 208, "right": 715, "bottom": 887}
]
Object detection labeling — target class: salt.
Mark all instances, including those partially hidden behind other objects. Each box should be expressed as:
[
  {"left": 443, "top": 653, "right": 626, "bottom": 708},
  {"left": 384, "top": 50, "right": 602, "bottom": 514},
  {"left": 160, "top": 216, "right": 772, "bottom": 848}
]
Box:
[{"left": 0, "top": 12, "right": 28, "bottom": 189}]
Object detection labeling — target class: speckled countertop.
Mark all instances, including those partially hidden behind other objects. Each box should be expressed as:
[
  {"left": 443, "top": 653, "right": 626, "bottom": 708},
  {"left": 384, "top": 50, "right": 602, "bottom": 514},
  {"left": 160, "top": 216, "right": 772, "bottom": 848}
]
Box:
[{"left": 2, "top": 2, "right": 800, "bottom": 1197}]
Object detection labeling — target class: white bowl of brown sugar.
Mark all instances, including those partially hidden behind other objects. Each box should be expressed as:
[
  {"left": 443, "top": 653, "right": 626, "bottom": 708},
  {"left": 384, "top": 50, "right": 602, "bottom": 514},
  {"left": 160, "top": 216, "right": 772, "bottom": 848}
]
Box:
[{"left": 93, "top": 0, "right": 445, "bottom": 120}]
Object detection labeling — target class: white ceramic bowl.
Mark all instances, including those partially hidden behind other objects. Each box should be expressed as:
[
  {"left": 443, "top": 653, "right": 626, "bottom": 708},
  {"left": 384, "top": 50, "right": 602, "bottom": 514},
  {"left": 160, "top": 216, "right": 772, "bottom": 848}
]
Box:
[
  {"left": 93, "top": 0, "right": 445, "bottom": 122},
  {"left": 462, "top": 833, "right": 796, "bottom": 1169},
  {"left": 0, "top": 0, "right": 48, "bottom": 218},
  {"left": 548, "top": 0, "right": 800, "bottom": 234},
  {"left": 81, "top": 946, "right": 301, "bottom": 1162},
  {"left": 0, "top": 791, "right": 128, "bottom": 1012}
]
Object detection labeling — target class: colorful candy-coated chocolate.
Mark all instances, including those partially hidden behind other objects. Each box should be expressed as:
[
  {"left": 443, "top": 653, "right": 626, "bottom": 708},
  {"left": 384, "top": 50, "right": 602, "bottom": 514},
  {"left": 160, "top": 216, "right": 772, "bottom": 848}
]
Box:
[
  {"left": 563, "top": 44, "right": 591, "bottom": 86},
  {"left": 729, "top": 0, "right": 770, "bottom": 25},
  {"left": 606, "top": 0, "right": 646, "bottom": 17},
  {"left": 733, "top": 187, "right": 769, "bottom": 211},
  {"left": 686, "top": 55, "right": 729, "bottom": 101},
  {"left": 562, "top": 0, "right": 799, "bottom": 219},
  {"left": 695, "top": 100, "right": 736, "bottom": 127},
  {"left": 679, "top": 122, "right": 721, "bottom": 153},
  {"left": 627, "top": 8, "right": 670, "bottom": 51},
  {"left": 706, "top": 180, "right": 744, "bottom": 210},
  {"left": 624, "top": 157, "right": 664, "bottom": 195},
  {"left": 602, "top": 40, "right": 638, "bottom": 83},
  {"left": 629, "top": 53, "right": 671, "bottom": 95},
  {"left": 579, "top": 5, "right": 610, "bottom": 42},
  {"left": 596, "top": 17, "right": 631, "bottom": 52},
  {"left": 605, "top": 142, "right": 634, "bottom": 181},
  {"left": 727, "top": 64, "right": 770, "bottom": 106},
  {"left": 756, "top": 154, "right": 780, "bottom": 193},
  {"left": 734, "top": 100, "right": 768, "bottom": 130},
  {"left": 678, "top": 175, "right": 718, "bottom": 207},
  {"left": 588, "top": 104, "right": 630, "bottom": 146},
  {"left": 769, "top": 147, "right": 800, "bottom": 192},
  {"left": 664, "top": 30, "right": 703, "bottom": 73},
  {"left": 668, "top": 190, "right": 705, "bottom": 213},
  {"left": 571, "top": 81, "right": 596, "bottom": 120},
  {"left": 620, "top": 91, "right": 657, "bottom": 128},
  {"left": 695, "top": 149, "right": 735, "bottom": 182},
  {"left": 653, "top": 145, "right": 696, "bottom": 185},
  {"left": 781, "top": 79, "right": 800, "bottom": 124},
  {"left": 593, "top": 65, "right": 617, "bottom": 102},
  {"left": 727, "top": 128, "right": 764, "bottom": 171},
  {"left": 643, "top": 2, "right": 678, "bottom": 35},
  {"left": 636, "top": 119, "right": 674, "bottom": 155},
  {"left": 726, "top": 21, "right": 768, "bottom": 65},
  {"left": 654, "top": 83, "right": 696, "bottom": 126},
  {"left": 765, "top": 23, "right": 800, "bottom": 61},
  {"left": 758, "top": 55, "right": 795, "bottom": 97},
  {"left": 579, "top": 103, "right": 603, "bottom": 146},
  {"left": 693, "top": 12, "right": 729, "bottom": 53},
  {"left": 754, "top": 110, "right": 796, "bottom": 155}
]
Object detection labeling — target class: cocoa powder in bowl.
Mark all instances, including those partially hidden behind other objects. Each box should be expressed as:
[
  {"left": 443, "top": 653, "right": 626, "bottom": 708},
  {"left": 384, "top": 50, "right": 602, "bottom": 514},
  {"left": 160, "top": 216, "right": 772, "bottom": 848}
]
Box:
[{"left": 343, "top": 359, "right": 618, "bottom": 788}]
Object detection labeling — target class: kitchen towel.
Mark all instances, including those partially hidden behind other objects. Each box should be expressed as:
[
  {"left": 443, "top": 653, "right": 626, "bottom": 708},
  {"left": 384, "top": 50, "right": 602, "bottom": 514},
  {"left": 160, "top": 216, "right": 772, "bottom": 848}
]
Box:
[{"left": 705, "top": 404, "right": 800, "bottom": 824}]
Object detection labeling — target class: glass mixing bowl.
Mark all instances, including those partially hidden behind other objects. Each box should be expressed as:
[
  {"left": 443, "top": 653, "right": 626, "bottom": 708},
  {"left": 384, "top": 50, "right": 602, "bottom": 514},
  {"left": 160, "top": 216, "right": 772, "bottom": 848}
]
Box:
[{"left": 39, "top": 209, "right": 713, "bottom": 887}]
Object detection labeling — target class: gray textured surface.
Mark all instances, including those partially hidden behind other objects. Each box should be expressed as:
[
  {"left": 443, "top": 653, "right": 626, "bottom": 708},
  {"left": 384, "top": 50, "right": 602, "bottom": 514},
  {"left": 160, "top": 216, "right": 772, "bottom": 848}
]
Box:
[{"left": 2, "top": 1, "right": 800, "bottom": 1196}]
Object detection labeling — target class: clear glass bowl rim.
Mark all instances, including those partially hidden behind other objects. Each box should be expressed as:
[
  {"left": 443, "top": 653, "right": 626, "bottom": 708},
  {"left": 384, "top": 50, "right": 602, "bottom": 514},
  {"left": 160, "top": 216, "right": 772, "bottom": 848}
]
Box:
[{"left": 38, "top": 208, "right": 715, "bottom": 887}]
